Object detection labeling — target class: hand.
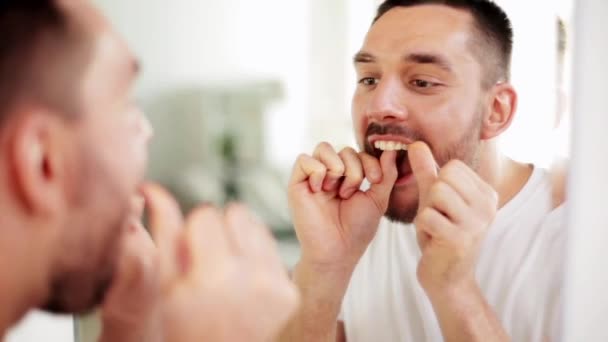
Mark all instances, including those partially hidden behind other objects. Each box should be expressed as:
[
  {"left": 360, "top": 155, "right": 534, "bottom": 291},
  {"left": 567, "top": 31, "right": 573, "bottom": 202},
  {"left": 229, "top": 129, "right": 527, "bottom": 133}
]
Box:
[
  {"left": 409, "top": 142, "right": 498, "bottom": 294},
  {"left": 143, "top": 184, "right": 300, "bottom": 342},
  {"left": 100, "top": 196, "right": 162, "bottom": 342},
  {"left": 288, "top": 142, "right": 398, "bottom": 269}
]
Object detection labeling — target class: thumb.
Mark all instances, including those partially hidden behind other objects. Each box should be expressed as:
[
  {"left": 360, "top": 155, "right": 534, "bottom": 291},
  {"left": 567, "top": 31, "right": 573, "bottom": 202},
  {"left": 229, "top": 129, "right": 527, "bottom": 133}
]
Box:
[
  {"left": 365, "top": 150, "right": 398, "bottom": 213},
  {"left": 408, "top": 141, "right": 438, "bottom": 209},
  {"left": 141, "top": 183, "right": 184, "bottom": 284},
  {"left": 102, "top": 222, "right": 159, "bottom": 321}
]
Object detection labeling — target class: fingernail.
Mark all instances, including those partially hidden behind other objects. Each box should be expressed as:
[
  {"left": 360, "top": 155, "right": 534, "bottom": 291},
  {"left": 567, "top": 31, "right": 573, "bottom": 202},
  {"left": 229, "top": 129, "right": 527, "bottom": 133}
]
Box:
[
  {"left": 341, "top": 188, "right": 355, "bottom": 199},
  {"left": 370, "top": 171, "right": 381, "bottom": 183},
  {"left": 324, "top": 178, "right": 338, "bottom": 190}
]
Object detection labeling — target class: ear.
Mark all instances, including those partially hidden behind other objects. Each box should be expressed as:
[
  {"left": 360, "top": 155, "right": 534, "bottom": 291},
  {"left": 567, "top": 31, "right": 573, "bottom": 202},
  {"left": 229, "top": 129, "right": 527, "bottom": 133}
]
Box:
[
  {"left": 9, "top": 109, "right": 68, "bottom": 216},
  {"left": 480, "top": 83, "right": 518, "bottom": 140}
]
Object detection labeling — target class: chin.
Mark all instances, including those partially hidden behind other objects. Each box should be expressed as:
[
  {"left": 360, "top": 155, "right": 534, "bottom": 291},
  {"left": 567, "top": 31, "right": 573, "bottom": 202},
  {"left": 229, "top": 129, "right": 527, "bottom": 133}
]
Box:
[
  {"left": 42, "top": 220, "right": 122, "bottom": 314},
  {"left": 384, "top": 188, "right": 419, "bottom": 224},
  {"left": 43, "top": 271, "right": 112, "bottom": 314}
]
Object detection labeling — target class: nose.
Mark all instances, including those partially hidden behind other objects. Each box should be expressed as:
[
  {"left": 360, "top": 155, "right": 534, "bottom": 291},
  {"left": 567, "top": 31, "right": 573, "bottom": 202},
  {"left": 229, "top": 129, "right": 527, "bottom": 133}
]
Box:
[
  {"left": 366, "top": 76, "right": 408, "bottom": 122},
  {"left": 135, "top": 108, "right": 154, "bottom": 144}
]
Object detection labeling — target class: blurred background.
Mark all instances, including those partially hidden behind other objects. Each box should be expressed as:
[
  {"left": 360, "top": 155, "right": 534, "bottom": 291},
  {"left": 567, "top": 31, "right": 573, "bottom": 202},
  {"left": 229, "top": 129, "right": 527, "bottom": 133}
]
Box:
[
  {"left": 95, "top": 0, "right": 573, "bottom": 265},
  {"left": 6, "top": 0, "right": 575, "bottom": 341}
]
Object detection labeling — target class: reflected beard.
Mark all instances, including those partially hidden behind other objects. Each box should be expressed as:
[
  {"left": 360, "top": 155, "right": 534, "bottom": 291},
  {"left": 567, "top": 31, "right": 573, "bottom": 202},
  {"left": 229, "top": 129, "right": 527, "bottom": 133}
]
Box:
[
  {"left": 42, "top": 146, "right": 131, "bottom": 314},
  {"left": 43, "top": 269, "right": 113, "bottom": 314},
  {"left": 363, "top": 114, "right": 483, "bottom": 224},
  {"left": 385, "top": 189, "right": 419, "bottom": 224},
  {"left": 42, "top": 210, "right": 126, "bottom": 314}
]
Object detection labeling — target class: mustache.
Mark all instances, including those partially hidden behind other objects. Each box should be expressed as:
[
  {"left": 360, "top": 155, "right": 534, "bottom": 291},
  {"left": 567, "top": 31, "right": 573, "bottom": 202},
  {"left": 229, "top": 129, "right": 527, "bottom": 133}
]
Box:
[
  {"left": 364, "top": 123, "right": 423, "bottom": 155},
  {"left": 365, "top": 122, "right": 422, "bottom": 141}
]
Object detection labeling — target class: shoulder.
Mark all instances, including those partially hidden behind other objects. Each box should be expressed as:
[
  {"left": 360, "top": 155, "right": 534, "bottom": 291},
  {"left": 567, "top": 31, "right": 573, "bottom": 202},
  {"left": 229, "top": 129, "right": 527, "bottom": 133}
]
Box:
[{"left": 549, "top": 159, "right": 568, "bottom": 209}]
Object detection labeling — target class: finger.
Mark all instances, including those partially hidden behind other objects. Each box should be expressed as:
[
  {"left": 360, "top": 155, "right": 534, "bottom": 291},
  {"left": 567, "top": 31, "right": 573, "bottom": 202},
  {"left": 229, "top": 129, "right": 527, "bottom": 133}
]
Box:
[
  {"left": 427, "top": 181, "right": 468, "bottom": 224},
  {"left": 338, "top": 147, "right": 365, "bottom": 199},
  {"left": 313, "top": 142, "right": 346, "bottom": 191},
  {"left": 142, "top": 183, "right": 183, "bottom": 244},
  {"left": 359, "top": 152, "right": 382, "bottom": 184},
  {"left": 289, "top": 154, "right": 328, "bottom": 193},
  {"left": 121, "top": 222, "right": 158, "bottom": 287},
  {"left": 438, "top": 160, "right": 480, "bottom": 204},
  {"left": 224, "top": 203, "right": 285, "bottom": 273},
  {"left": 439, "top": 161, "right": 498, "bottom": 211},
  {"left": 109, "top": 229, "right": 143, "bottom": 297},
  {"left": 127, "top": 219, "right": 157, "bottom": 251},
  {"left": 185, "top": 205, "right": 231, "bottom": 270},
  {"left": 130, "top": 194, "right": 145, "bottom": 220},
  {"left": 408, "top": 141, "right": 438, "bottom": 208},
  {"left": 141, "top": 183, "right": 183, "bottom": 281},
  {"left": 415, "top": 207, "right": 458, "bottom": 244},
  {"left": 103, "top": 222, "right": 159, "bottom": 318},
  {"left": 365, "top": 150, "right": 398, "bottom": 213}
]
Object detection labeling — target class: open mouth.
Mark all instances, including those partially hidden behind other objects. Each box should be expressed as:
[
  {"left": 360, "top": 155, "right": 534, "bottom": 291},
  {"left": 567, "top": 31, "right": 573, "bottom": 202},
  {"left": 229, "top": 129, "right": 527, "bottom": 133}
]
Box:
[{"left": 371, "top": 140, "right": 414, "bottom": 185}]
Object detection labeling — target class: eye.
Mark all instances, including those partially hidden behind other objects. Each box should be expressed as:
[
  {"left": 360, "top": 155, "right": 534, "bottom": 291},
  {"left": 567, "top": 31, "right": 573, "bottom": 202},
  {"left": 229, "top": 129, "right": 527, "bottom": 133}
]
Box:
[
  {"left": 410, "top": 79, "right": 438, "bottom": 88},
  {"left": 358, "top": 77, "right": 379, "bottom": 86}
]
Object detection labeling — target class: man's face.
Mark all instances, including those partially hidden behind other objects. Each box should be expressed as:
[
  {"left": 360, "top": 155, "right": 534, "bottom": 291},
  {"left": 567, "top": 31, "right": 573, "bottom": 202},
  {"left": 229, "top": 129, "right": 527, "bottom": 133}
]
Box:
[
  {"left": 352, "top": 5, "right": 488, "bottom": 223},
  {"left": 44, "top": 0, "right": 152, "bottom": 313}
]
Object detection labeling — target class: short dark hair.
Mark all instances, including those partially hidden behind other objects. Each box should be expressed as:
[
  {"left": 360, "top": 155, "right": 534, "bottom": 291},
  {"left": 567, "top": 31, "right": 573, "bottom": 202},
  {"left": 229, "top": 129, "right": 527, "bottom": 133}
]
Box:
[
  {"left": 374, "top": 0, "right": 513, "bottom": 88},
  {"left": 557, "top": 17, "right": 567, "bottom": 65},
  {"left": 0, "top": 0, "right": 89, "bottom": 128}
]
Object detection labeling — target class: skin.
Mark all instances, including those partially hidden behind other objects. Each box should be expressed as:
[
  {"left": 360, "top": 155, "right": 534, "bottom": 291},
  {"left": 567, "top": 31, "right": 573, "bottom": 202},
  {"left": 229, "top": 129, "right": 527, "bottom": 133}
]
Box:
[
  {"left": 100, "top": 186, "right": 300, "bottom": 342},
  {"left": 281, "top": 5, "right": 533, "bottom": 342},
  {"left": 0, "top": 0, "right": 298, "bottom": 341},
  {"left": 0, "top": 0, "right": 151, "bottom": 327}
]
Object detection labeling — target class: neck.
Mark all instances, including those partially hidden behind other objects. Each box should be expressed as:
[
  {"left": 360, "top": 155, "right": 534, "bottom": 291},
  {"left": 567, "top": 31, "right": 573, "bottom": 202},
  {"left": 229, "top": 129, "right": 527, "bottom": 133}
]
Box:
[
  {"left": 0, "top": 212, "right": 53, "bottom": 336},
  {"left": 476, "top": 141, "right": 534, "bottom": 209}
]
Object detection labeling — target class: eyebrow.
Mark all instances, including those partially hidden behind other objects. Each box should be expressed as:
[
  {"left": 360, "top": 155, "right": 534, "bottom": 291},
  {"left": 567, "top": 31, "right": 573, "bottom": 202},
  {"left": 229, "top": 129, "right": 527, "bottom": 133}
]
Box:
[
  {"left": 353, "top": 51, "right": 376, "bottom": 64},
  {"left": 132, "top": 59, "right": 141, "bottom": 76},
  {"left": 354, "top": 51, "right": 454, "bottom": 73}
]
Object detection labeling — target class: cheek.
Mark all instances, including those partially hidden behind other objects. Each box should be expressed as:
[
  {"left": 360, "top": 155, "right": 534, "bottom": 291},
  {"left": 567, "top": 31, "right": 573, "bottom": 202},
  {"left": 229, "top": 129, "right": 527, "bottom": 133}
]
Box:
[
  {"left": 351, "top": 94, "right": 369, "bottom": 148},
  {"left": 95, "top": 120, "right": 146, "bottom": 192},
  {"left": 414, "top": 100, "right": 474, "bottom": 143}
]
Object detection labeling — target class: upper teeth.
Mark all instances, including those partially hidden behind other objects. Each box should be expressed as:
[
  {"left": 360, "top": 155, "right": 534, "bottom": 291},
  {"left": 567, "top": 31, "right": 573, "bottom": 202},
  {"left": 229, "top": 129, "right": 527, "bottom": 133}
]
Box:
[{"left": 374, "top": 141, "right": 408, "bottom": 151}]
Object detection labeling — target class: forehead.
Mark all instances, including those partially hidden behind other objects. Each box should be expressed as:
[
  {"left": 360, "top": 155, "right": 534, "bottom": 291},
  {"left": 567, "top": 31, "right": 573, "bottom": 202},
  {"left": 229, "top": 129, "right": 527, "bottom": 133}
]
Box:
[
  {"left": 60, "top": 0, "right": 138, "bottom": 108},
  {"left": 362, "top": 5, "right": 476, "bottom": 65}
]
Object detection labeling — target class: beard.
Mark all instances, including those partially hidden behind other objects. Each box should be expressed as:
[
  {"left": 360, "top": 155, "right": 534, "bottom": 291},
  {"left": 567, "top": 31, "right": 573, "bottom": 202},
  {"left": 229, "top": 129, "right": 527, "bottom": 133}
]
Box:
[
  {"left": 43, "top": 253, "right": 115, "bottom": 314},
  {"left": 42, "top": 146, "right": 132, "bottom": 314},
  {"left": 363, "top": 111, "right": 484, "bottom": 224}
]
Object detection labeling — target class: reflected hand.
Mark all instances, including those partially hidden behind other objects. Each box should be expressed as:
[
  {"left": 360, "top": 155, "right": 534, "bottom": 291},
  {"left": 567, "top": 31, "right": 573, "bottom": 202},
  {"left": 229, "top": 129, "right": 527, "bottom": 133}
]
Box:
[
  {"left": 409, "top": 142, "right": 498, "bottom": 294},
  {"left": 288, "top": 142, "right": 398, "bottom": 269},
  {"left": 100, "top": 196, "right": 162, "bottom": 342},
  {"left": 143, "top": 184, "right": 300, "bottom": 342}
]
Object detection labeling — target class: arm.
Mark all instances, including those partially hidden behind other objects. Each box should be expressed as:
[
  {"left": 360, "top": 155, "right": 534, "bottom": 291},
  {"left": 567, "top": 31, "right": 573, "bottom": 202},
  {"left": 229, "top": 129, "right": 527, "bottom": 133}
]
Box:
[
  {"left": 409, "top": 142, "right": 508, "bottom": 342},
  {"left": 279, "top": 143, "right": 398, "bottom": 342},
  {"left": 427, "top": 280, "right": 509, "bottom": 342},
  {"left": 336, "top": 321, "right": 347, "bottom": 342},
  {"left": 279, "top": 261, "right": 352, "bottom": 342}
]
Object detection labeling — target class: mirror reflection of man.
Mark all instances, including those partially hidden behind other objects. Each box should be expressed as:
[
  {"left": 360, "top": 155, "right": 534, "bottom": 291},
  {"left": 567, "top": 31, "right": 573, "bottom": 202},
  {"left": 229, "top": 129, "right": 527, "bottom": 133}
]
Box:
[
  {"left": 281, "top": 1, "right": 566, "bottom": 341},
  {"left": 0, "top": 1, "right": 298, "bottom": 341}
]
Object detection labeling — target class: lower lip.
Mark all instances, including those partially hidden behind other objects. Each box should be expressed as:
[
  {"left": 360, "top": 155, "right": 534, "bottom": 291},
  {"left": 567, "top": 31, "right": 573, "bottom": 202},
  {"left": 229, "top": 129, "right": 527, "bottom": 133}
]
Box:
[{"left": 394, "top": 171, "right": 414, "bottom": 187}]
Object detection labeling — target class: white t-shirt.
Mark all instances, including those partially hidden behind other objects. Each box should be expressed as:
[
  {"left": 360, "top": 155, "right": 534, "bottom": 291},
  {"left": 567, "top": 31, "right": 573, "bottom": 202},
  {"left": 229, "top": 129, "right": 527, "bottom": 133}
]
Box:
[{"left": 339, "top": 167, "right": 566, "bottom": 342}]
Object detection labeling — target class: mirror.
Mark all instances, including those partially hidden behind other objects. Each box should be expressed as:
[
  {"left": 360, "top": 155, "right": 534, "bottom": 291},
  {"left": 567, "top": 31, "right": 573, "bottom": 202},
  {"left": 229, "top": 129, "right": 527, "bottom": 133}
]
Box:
[{"left": 6, "top": 0, "right": 579, "bottom": 341}]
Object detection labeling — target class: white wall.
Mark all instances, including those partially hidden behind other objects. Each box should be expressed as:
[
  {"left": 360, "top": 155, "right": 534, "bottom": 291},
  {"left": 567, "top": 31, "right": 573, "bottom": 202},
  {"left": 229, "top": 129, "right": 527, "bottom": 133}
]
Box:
[
  {"left": 496, "top": 0, "right": 558, "bottom": 167},
  {"left": 5, "top": 311, "right": 73, "bottom": 342},
  {"left": 94, "top": 0, "right": 311, "bottom": 171},
  {"left": 95, "top": 0, "right": 568, "bottom": 169}
]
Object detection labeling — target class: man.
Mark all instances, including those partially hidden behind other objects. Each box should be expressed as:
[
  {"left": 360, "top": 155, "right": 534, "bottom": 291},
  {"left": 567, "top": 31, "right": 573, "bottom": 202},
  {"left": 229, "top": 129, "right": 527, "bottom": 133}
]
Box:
[
  {"left": 0, "top": 0, "right": 297, "bottom": 341},
  {"left": 281, "top": 1, "right": 565, "bottom": 341}
]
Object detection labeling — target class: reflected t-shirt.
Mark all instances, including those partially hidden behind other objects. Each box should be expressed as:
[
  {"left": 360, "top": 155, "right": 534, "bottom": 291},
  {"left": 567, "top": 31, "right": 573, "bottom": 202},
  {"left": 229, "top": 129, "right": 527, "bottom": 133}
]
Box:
[{"left": 339, "top": 167, "right": 565, "bottom": 342}]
